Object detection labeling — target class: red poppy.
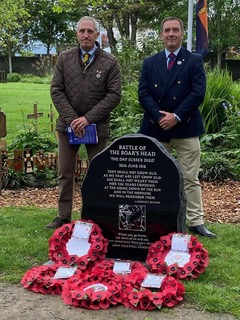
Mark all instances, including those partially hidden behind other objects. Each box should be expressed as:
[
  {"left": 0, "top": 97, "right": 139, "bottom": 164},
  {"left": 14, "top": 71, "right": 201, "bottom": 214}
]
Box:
[
  {"left": 92, "top": 241, "right": 104, "bottom": 251},
  {"left": 97, "top": 251, "right": 106, "bottom": 259},
  {"left": 139, "top": 295, "right": 152, "bottom": 310},
  {"left": 110, "top": 290, "right": 123, "bottom": 304},
  {"left": 88, "top": 249, "right": 99, "bottom": 260},
  {"left": 99, "top": 299, "right": 111, "bottom": 309},
  {"left": 91, "top": 290, "right": 108, "bottom": 301},
  {"left": 148, "top": 256, "right": 161, "bottom": 266},
  {"left": 77, "top": 256, "right": 90, "bottom": 270},
  {"left": 128, "top": 290, "right": 142, "bottom": 306},
  {"left": 160, "top": 234, "right": 172, "bottom": 247},
  {"left": 150, "top": 292, "right": 163, "bottom": 307},
  {"left": 163, "top": 293, "right": 177, "bottom": 307}
]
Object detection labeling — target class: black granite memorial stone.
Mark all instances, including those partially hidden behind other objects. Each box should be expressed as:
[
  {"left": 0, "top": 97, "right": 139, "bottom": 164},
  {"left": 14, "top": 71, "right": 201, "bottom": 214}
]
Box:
[{"left": 81, "top": 134, "right": 186, "bottom": 261}]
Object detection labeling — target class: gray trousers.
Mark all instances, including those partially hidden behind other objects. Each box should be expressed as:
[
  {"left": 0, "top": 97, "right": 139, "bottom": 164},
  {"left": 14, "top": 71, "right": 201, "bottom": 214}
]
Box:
[{"left": 57, "top": 132, "right": 108, "bottom": 220}]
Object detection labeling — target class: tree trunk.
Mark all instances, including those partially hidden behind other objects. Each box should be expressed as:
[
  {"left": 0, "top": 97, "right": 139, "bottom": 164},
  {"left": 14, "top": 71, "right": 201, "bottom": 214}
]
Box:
[
  {"left": 8, "top": 55, "right": 12, "bottom": 73},
  {"left": 217, "top": 51, "right": 222, "bottom": 68},
  {"left": 130, "top": 12, "right": 139, "bottom": 46},
  {"left": 107, "top": 27, "right": 117, "bottom": 49}
]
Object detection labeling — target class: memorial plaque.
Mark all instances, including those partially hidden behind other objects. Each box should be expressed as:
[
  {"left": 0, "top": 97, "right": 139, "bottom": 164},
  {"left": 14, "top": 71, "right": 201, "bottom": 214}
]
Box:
[
  {"left": 13, "top": 150, "right": 23, "bottom": 172},
  {"left": 81, "top": 134, "right": 186, "bottom": 261},
  {"left": 24, "top": 149, "right": 34, "bottom": 173}
]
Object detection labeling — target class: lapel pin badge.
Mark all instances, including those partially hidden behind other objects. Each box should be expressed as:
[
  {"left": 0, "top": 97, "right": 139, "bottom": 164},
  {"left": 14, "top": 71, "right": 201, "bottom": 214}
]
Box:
[{"left": 96, "top": 70, "right": 102, "bottom": 78}]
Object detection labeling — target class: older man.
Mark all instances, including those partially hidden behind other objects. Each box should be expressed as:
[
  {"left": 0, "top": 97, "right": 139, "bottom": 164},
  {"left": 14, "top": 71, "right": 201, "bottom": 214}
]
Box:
[{"left": 45, "top": 16, "right": 121, "bottom": 229}]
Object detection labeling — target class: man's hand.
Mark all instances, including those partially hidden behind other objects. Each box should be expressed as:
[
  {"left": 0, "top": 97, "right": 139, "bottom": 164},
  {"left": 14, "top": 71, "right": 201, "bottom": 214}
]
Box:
[
  {"left": 158, "top": 110, "right": 178, "bottom": 130},
  {"left": 71, "top": 117, "right": 89, "bottom": 137}
]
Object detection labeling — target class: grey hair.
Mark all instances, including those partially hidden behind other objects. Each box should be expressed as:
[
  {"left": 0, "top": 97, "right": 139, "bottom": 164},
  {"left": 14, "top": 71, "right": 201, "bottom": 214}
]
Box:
[{"left": 76, "top": 16, "right": 99, "bottom": 32}]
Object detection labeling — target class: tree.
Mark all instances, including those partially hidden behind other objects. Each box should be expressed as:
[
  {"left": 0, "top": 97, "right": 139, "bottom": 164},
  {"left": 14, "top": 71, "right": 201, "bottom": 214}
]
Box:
[
  {"left": 208, "top": 0, "right": 240, "bottom": 66},
  {"left": 27, "top": 0, "right": 87, "bottom": 54},
  {"left": 0, "top": 0, "right": 30, "bottom": 73},
  {"left": 90, "top": 0, "right": 183, "bottom": 50},
  {"left": 44, "top": 0, "right": 187, "bottom": 51}
]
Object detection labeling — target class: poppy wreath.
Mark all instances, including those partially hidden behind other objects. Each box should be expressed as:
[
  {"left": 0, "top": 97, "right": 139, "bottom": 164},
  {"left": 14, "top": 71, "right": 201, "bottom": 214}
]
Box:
[
  {"left": 21, "top": 263, "right": 81, "bottom": 295},
  {"left": 92, "top": 259, "right": 149, "bottom": 290},
  {"left": 146, "top": 233, "right": 209, "bottom": 280},
  {"left": 90, "top": 259, "right": 185, "bottom": 310},
  {"left": 48, "top": 219, "right": 108, "bottom": 269},
  {"left": 122, "top": 275, "right": 185, "bottom": 310},
  {"left": 61, "top": 267, "right": 124, "bottom": 309}
]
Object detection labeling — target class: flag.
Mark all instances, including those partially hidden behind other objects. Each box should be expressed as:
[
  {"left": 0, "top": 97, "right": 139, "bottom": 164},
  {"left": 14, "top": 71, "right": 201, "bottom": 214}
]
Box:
[{"left": 196, "top": 0, "right": 209, "bottom": 55}]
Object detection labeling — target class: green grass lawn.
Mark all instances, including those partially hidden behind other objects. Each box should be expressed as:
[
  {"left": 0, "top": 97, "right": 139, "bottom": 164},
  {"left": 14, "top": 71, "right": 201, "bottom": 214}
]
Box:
[
  {"left": 0, "top": 205, "right": 239, "bottom": 318},
  {"left": 0, "top": 82, "right": 52, "bottom": 144}
]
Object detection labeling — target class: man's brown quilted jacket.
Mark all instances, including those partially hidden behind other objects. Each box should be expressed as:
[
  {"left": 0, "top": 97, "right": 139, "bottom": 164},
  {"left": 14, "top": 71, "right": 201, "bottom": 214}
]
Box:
[{"left": 51, "top": 43, "right": 121, "bottom": 138}]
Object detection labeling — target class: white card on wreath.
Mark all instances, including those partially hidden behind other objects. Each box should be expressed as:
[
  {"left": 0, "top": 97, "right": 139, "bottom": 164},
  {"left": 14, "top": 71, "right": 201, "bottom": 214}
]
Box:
[
  {"left": 72, "top": 221, "right": 93, "bottom": 239},
  {"left": 54, "top": 266, "right": 77, "bottom": 279},
  {"left": 164, "top": 250, "right": 191, "bottom": 267},
  {"left": 66, "top": 237, "right": 90, "bottom": 256},
  {"left": 113, "top": 261, "right": 131, "bottom": 274},
  {"left": 141, "top": 274, "right": 166, "bottom": 288},
  {"left": 171, "top": 234, "right": 191, "bottom": 252},
  {"left": 84, "top": 283, "right": 108, "bottom": 292}
]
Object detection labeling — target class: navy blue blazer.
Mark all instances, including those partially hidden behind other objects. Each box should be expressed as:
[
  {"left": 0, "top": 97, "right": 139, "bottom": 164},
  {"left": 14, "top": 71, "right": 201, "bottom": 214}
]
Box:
[{"left": 138, "top": 47, "right": 206, "bottom": 142}]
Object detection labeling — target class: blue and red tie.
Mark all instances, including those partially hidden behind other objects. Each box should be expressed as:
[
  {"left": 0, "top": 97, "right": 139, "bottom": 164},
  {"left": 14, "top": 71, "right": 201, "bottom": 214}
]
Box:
[{"left": 167, "top": 53, "right": 176, "bottom": 70}]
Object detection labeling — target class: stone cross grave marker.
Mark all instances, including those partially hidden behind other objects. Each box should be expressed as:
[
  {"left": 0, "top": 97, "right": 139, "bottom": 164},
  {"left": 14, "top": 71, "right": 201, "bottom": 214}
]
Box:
[{"left": 81, "top": 134, "right": 186, "bottom": 261}]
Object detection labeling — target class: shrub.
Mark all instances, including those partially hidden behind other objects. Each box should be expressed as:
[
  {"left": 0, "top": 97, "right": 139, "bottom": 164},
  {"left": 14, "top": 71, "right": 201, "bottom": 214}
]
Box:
[
  {"left": 199, "top": 152, "right": 236, "bottom": 181},
  {"left": 33, "top": 168, "right": 58, "bottom": 188},
  {"left": 2, "top": 168, "right": 37, "bottom": 189},
  {"left": 220, "top": 95, "right": 240, "bottom": 149},
  {"left": 110, "top": 80, "right": 143, "bottom": 141},
  {"left": 8, "top": 129, "right": 57, "bottom": 154},
  {"left": 7, "top": 73, "right": 21, "bottom": 82},
  {"left": 200, "top": 68, "right": 236, "bottom": 134},
  {"left": 20, "top": 74, "right": 52, "bottom": 84}
]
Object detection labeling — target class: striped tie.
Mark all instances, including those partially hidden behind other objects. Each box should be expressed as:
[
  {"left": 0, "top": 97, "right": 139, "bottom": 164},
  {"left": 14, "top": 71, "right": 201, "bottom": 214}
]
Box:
[
  {"left": 168, "top": 53, "right": 176, "bottom": 70},
  {"left": 82, "top": 53, "right": 90, "bottom": 67}
]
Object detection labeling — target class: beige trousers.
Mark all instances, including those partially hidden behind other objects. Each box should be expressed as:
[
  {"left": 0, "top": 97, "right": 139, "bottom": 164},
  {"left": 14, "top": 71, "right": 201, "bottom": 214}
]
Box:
[{"left": 160, "top": 137, "right": 204, "bottom": 227}]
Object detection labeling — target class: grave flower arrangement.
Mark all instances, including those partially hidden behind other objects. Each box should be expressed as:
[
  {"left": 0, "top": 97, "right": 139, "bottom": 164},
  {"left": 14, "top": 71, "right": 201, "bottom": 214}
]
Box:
[
  {"left": 61, "top": 267, "right": 124, "bottom": 309},
  {"left": 146, "top": 233, "right": 209, "bottom": 280},
  {"left": 48, "top": 219, "right": 108, "bottom": 270},
  {"left": 87, "top": 259, "right": 185, "bottom": 311},
  {"left": 21, "top": 263, "right": 81, "bottom": 295},
  {"left": 92, "top": 259, "right": 149, "bottom": 289},
  {"left": 122, "top": 274, "right": 185, "bottom": 310}
]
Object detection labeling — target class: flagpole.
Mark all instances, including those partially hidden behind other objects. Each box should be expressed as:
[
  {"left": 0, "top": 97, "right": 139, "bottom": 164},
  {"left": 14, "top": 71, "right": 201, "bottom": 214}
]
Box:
[{"left": 187, "top": 0, "right": 194, "bottom": 51}]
